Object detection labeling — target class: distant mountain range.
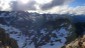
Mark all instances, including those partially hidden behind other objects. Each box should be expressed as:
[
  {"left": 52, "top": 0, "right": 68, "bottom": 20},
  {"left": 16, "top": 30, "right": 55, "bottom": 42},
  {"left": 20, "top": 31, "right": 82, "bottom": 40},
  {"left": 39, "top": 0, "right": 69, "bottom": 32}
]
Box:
[{"left": 0, "top": 11, "right": 85, "bottom": 48}]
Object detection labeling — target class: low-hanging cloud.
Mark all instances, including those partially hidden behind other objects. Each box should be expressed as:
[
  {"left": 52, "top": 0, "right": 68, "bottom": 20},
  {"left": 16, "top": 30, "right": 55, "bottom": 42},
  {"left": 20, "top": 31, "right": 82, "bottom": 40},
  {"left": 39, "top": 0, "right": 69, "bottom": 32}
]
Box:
[
  {"left": 39, "top": 5, "right": 85, "bottom": 15},
  {"left": 40, "top": 0, "right": 73, "bottom": 10}
]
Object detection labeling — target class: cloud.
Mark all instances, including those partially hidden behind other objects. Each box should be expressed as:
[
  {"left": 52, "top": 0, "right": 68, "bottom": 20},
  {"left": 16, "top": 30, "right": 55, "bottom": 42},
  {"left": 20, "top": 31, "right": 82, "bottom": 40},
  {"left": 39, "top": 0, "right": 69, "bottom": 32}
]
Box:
[
  {"left": 0, "top": 0, "right": 74, "bottom": 11},
  {"left": 0, "top": 0, "right": 11, "bottom": 11},
  {"left": 0, "top": 0, "right": 85, "bottom": 15},
  {"left": 70, "top": 6, "right": 85, "bottom": 15},
  {"left": 10, "top": 0, "right": 37, "bottom": 11},
  {"left": 40, "top": 0, "right": 73, "bottom": 10},
  {"left": 38, "top": 5, "right": 85, "bottom": 15}
]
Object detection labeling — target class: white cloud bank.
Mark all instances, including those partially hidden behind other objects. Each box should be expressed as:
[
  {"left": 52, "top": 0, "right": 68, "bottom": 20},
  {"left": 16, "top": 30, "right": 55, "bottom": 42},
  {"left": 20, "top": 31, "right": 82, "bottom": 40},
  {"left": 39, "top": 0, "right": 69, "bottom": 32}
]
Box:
[
  {"left": 39, "top": 5, "right": 85, "bottom": 15},
  {"left": 0, "top": 0, "right": 85, "bottom": 15}
]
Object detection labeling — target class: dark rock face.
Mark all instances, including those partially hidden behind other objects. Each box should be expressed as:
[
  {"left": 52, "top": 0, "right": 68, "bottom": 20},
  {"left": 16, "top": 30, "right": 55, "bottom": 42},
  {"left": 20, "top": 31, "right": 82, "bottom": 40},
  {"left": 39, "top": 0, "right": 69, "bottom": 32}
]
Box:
[
  {"left": 0, "top": 17, "right": 6, "bottom": 24},
  {"left": 0, "top": 28, "right": 19, "bottom": 48},
  {"left": 74, "top": 22, "right": 85, "bottom": 37}
]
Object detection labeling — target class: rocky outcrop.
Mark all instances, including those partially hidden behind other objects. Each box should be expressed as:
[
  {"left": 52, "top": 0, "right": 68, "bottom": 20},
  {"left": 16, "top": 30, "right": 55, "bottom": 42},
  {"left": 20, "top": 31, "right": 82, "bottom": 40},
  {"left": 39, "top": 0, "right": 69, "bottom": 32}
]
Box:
[
  {"left": 0, "top": 28, "right": 19, "bottom": 48},
  {"left": 65, "top": 35, "right": 85, "bottom": 48}
]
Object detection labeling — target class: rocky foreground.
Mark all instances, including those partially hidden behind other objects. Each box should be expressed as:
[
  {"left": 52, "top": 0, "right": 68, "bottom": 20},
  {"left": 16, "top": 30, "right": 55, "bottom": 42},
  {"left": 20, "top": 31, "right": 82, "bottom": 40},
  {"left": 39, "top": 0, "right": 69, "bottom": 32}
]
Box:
[
  {"left": 63, "top": 35, "right": 85, "bottom": 48},
  {"left": 0, "top": 28, "right": 19, "bottom": 48}
]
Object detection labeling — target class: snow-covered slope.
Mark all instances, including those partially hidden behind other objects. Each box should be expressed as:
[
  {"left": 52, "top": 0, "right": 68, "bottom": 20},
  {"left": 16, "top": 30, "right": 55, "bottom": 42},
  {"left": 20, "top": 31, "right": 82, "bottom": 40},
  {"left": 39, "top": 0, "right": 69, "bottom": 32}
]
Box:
[{"left": 0, "top": 11, "right": 76, "bottom": 48}]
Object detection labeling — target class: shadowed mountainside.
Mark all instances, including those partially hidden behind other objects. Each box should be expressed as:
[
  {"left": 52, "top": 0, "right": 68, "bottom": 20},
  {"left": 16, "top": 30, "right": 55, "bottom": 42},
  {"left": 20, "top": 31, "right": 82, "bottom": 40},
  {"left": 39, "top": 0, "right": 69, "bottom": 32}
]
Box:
[{"left": 0, "top": 28, "right": 19, "bottom": 48}]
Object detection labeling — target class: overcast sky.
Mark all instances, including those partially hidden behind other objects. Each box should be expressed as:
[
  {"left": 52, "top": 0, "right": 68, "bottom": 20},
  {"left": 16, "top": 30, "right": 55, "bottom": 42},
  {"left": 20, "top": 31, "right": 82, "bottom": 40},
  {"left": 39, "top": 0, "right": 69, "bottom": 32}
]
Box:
[{"left": 0, "top": 0, "right": 85, "bottom": 14}]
